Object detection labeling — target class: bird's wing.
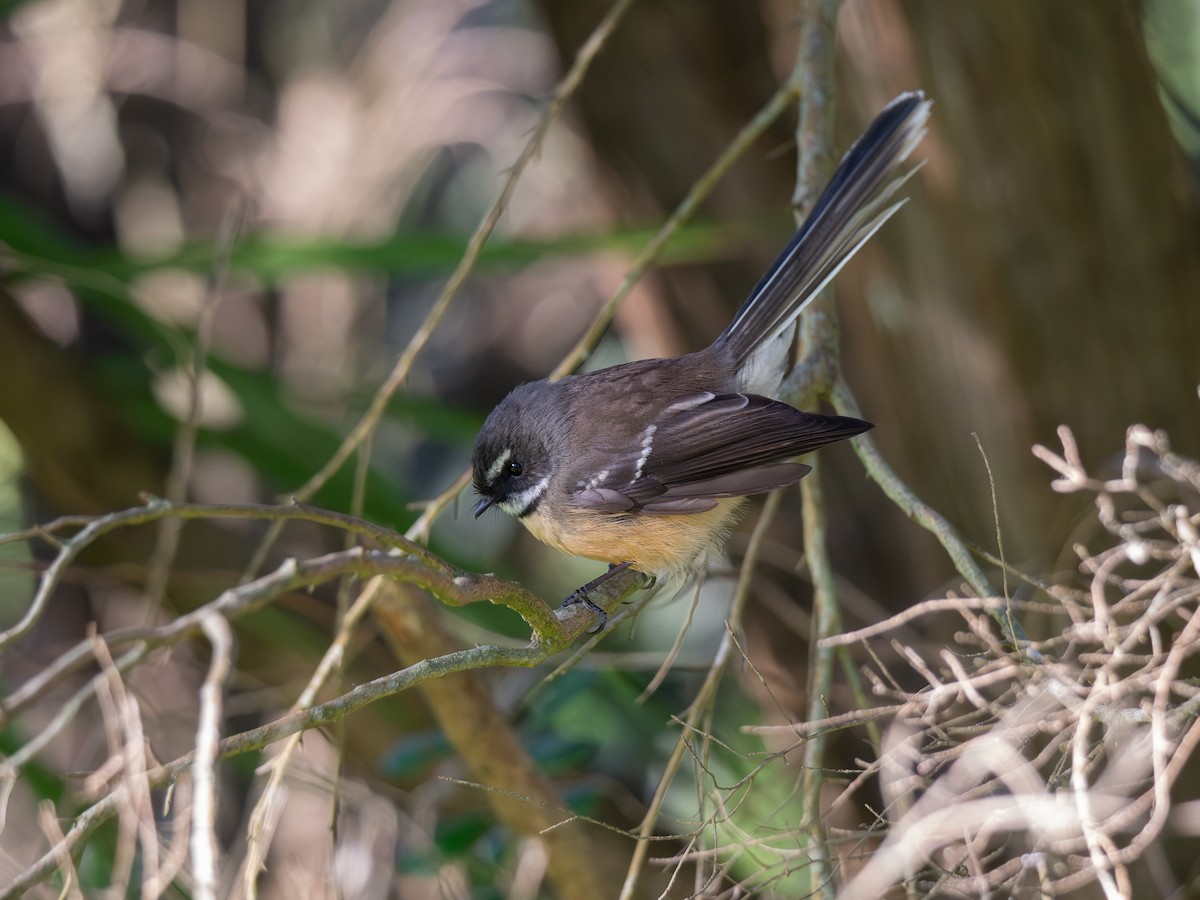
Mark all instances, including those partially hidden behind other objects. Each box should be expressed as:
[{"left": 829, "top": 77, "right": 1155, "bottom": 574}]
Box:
[{"left": 573, "top": 392, "right": 871, "bottom": 515}]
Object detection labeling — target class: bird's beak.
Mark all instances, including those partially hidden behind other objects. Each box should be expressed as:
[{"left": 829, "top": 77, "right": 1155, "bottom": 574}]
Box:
[{"left": 473, "top": 495, "right": 496, "bottom": 518}]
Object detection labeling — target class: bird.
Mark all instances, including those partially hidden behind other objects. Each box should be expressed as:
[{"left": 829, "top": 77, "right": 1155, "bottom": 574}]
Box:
[{"left": 471, "top": 91, "right": 929, "bottom": 627}]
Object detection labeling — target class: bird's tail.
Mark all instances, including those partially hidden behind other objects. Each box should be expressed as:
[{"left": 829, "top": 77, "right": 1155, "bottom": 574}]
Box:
[{"left": 714, "top": 91, "right": 930, "bottom": 389}]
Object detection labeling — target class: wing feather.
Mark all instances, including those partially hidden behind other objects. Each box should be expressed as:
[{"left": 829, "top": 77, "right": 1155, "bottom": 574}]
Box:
[{"left": 572, "top": 392, "right": 870, "bottom": 516}]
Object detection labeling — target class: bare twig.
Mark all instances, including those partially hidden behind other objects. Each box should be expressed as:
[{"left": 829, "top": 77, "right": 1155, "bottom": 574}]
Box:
[
  {"left": 36, "top": 801, "right": 82, "bottom": 900},
  {"left": 239, "top": 578, "right": 381, "bottom": 897},
  {"left": 0, "top": 538, "right": 646, "bottom": 897},
  {"left": 294, "top": 0, "right": 640, "bottom": 508},
  {"left": 0, "top": 499, "right": 438, "bottom": 659},
  {"left": 193, "top": 612, "right": 234, "bottom": 900},
  {"left": 830, "top": 378, "right": 1035, "bottom": 653},
  {"left": 407, "top": 0, "right": 842, "bottom": 543},
  {"left": 87, "top": 628, "right": 158, "bottom": 896},
  {"left": 827, "top": 425, "right": 1200, "bottom": 898},
  {"left": 145, "top": 200, "right": 245, "bottom": 609},
  {"left": 618, "top": 490, "right": 784, "bottom": 899}
]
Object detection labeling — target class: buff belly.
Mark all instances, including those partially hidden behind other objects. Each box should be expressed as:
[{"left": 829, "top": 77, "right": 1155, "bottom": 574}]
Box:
[{"left": 518, "top": 498, "right": 748, "bottom": 579}]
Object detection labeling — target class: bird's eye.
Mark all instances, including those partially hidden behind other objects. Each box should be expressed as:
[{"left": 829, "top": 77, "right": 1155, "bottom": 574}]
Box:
[{"left": 507, "top": 460, "right": 523, "bottom": 477}]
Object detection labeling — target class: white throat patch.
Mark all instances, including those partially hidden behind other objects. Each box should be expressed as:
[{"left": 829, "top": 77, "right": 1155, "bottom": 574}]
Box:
[{"left": 499, "top": 475, "right": 550, "bottom": 518}]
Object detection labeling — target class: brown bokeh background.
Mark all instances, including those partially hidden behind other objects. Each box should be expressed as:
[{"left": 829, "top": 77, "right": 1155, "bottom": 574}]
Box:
[{"left": 1, "top": 0, "right": 1199, "bottom": 895}]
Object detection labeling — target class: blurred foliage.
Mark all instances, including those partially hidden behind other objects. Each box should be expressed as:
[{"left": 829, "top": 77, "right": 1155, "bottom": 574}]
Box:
[
  {"left": 0, "top": 189, "right": 733, "bottom": 284},
  {"left": 0, "top": 0, "right": 1198, "bottom": 897}
]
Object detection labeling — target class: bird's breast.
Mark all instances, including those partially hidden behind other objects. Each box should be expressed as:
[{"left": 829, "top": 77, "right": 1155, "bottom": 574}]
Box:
[{"left": 518, "top": 498, "right": 747, "bottom": 580}]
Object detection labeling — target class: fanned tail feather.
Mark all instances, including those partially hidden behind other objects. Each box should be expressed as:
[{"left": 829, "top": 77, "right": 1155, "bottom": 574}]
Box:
[{"left": 715, "top": 91, "right": 930, "bottom": 377}]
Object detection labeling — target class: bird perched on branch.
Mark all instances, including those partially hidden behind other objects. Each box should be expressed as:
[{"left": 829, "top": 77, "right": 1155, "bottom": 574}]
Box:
[{"left": 472, "top": 92, "right": 930, "bottom": 626}]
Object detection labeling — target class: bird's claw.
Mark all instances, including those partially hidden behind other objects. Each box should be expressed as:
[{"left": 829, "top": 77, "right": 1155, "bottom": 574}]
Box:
[
  {"left": 562, "top": 588, "right": 607, "bottom": 633},
  {"left": 560, "top": 561, "right": 634, "bottom": 633}
]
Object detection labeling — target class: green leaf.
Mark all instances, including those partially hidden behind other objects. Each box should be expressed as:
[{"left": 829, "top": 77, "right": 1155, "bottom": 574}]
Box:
[
  {"left": 430, "top": 810, "right": 492, "bottom": 860},
  {"left": 379, "top": 729, "right": 453, "bottom": 780},
  {"left": 0, "top": 187, "right": 741, "bottom": 286}
]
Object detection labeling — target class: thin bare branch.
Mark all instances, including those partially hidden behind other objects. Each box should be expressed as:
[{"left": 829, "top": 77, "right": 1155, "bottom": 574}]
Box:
[
  {"left": 192, "top": 612, "right": 234, "bottom": 900},
  {"left": 294, "top": 0, "right": 641, "bottom": 505}
]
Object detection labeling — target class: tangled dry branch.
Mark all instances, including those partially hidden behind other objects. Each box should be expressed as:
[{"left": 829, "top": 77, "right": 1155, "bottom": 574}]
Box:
[{"left": 762, "top": 424, "right": 1200, "bottom": 899}]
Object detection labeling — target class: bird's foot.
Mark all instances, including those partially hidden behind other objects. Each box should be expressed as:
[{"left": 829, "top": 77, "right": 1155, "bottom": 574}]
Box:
[{"left": 561, "top": 561, "right": 634, "bottom": 633}]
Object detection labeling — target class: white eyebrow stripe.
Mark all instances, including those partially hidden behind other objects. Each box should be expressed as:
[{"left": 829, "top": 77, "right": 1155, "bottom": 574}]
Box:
[
  {"left": 500, "top": 475, "right": 551, "bottom": 518},
  {"left": 485, "top": 447, "right": 513, "bottom": 484}
]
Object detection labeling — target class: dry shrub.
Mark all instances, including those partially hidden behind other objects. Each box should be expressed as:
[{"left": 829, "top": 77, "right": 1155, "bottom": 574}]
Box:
[{"left": 808, "top": 425, "right": 1200, "bottom": 898}]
